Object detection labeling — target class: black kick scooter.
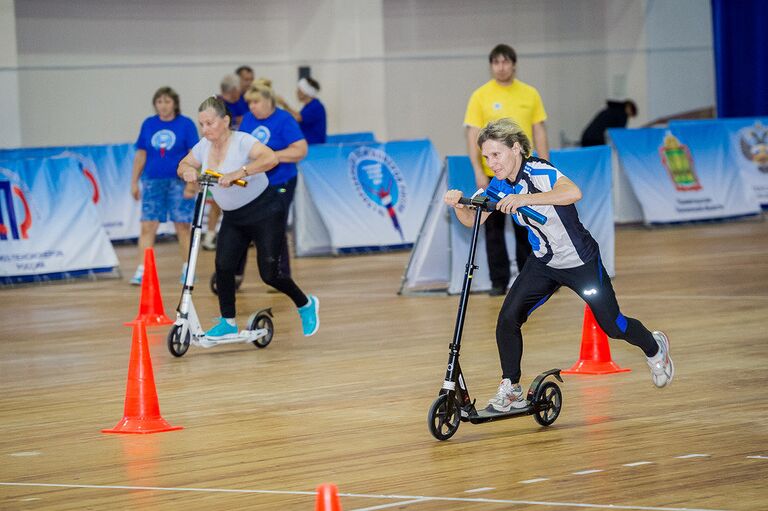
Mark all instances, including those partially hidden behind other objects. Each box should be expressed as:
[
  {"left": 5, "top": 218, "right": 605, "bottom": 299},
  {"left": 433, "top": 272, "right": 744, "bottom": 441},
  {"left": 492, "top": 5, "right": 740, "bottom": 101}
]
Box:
[{"left": 427, "top": 194, "right": 564, "bottom": 441}]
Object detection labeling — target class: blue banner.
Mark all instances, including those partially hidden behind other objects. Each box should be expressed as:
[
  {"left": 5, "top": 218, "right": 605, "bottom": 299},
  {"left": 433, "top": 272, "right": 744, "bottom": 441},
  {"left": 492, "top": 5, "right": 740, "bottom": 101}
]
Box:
[
  {"left": 445, "top": 148, "right": 614, "bottom": 293},
  {"left": 0, "top": 156, "right": 118, "bottom": 283},
  {"left": 670, "top": 118, "right": 768, "bottom": 207},
  {"left": 609, "top": 127, "right": 760, "bottom": 223},
  {"left": 296, "top": 140, "right": 441, "bottom": 254},
  {"left": 325, "top": 132, "right": 376, "bottom": 144},
  {"left": 0, "top": 143, "right": 142, "bottom": 240}
]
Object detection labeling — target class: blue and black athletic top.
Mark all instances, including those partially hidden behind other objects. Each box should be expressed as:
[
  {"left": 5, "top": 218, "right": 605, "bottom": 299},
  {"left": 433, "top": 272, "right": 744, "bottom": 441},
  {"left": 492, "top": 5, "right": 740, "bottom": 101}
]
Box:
[{"left": 485, "top": 156, "right": 599, "bottom": 269}]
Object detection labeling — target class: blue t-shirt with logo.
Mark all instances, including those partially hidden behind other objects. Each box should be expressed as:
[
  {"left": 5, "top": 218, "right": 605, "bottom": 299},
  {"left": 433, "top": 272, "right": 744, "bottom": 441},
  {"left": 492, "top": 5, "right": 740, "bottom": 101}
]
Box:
[
  {"left": 239, "top": 108, "right": 305, "bottom": 185},
  {"left": 299, "top": 98, "right": 327, "bottom": 144},
  {"left": 224, "top": 94, "right": 249, "bottom": 124},
  {"left": 135, "top": 115, "right": 199, "bottom": 179}
]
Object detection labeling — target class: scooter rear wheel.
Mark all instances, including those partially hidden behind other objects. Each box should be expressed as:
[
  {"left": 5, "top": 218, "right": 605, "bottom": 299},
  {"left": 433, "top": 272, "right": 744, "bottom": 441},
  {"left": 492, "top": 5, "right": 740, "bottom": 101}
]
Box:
[
  {"left": 248, "top": 312, "right": 273, "bottom": 348},
  {"left": 533, "top": 381, "right": 562, "bottom": 426},
  {"left": 209, "top": 273, "right": 244, "bottom": 295},
  {"left": 167, "top": 324, "right": 191, "bottom": 357},
  {"left": 428, "top": 393, "right": 462, "bottom": 440}
]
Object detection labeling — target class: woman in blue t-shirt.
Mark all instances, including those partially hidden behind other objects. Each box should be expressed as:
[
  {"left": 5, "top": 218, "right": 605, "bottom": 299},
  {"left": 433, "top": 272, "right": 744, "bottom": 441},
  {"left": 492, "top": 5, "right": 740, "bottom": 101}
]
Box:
[
  {"left": 277, "top": 77, "right": 328, "bottom": 145},
  {"left": 239, "top": 79, "right": 308, "bottom": 278},
  {"left": 130, "top": 86, "right": 199, "bottom": 285}
]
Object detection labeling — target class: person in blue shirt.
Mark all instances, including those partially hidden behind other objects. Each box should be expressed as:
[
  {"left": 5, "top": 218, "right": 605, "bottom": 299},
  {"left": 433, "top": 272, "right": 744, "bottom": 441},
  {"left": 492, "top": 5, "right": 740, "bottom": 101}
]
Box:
[
  {"left": 239, "top": 79, "right": 308, "bottom": 278},
  {"left": 444, "top": 118, "right": 674, "bottom": 413},
  {"left": 278, "top": 77, "right": 327, "bottom": 145},
  {"left": 130, "top": 86, "right": 199, "bottom": 285}
]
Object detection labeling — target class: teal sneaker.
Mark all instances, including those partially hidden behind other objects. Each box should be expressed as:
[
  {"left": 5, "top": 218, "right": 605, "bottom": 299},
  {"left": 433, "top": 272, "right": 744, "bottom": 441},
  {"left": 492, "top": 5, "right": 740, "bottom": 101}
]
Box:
[
  {"left": 205, "top": 317, "right": 238, "bottom": 340},
  {"left": 129, "top": 265, "right": 144, "bottom": 286},
  {"left": 297, "top": 295, "right": 319, "bottom": 337}
]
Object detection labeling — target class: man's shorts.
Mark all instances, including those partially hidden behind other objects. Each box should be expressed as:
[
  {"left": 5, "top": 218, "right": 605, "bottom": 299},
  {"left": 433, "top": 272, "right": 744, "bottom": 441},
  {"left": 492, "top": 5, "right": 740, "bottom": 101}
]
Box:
[{"left": 141, "top": 178, "right": 194, "bottom": 223}]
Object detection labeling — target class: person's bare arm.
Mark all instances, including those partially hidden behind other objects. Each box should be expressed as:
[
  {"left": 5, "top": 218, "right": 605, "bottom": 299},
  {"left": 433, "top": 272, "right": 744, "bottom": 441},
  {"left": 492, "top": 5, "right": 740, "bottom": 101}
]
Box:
[
  {"left": 274, "top": 140, "right": 308, "bottom": 163},
  {"left": 130, "top": 149, "right": 147, "bottom": 200},
  {"left": 532, "top": 121, "right": 550, "bottom": 160}
]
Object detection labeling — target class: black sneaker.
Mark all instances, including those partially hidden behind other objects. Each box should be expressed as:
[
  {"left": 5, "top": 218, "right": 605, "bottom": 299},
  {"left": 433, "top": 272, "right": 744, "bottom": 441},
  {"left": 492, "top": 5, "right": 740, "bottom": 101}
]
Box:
[{"left": 489, "top": 286, "right": 506, "bottom": 296}]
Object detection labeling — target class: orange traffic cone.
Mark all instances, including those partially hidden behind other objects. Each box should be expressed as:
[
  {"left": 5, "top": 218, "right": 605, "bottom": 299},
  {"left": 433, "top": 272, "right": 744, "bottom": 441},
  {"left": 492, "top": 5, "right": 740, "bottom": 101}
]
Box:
[
  {"left": 103, "top": 321, "right": 183, "bottom": 434},
  {"left": 562, "top": 305, "right": 631, "bottom": 375},
  {"left": 315, "top": 483, "right": 342, "bottom": 511},
  {"left": 126, "top": 248, "right": 172, "bottom": 326}
]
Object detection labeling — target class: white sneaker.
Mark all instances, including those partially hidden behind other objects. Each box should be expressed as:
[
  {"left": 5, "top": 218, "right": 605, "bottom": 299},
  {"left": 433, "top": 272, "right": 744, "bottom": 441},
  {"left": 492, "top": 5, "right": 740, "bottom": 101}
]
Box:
[
  {"left": 202, "top": 232, "right": 216, "bottom": 251},
  {"left": 647, "top": 331, "right": 674, "bottom": 388},
  {"left": 129, "top": 265, "right": 144, "bottom": 286},
  {"left": 485, "top": 378, "right": 527, "bottom": 412}
]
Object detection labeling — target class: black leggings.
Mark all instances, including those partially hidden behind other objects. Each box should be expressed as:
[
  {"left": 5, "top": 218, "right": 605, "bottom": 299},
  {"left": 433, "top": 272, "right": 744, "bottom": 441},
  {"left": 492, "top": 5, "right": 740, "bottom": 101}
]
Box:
[
  {"left": 215, "top": 190, "right": 307, "bottom": 318},
  {"left": 234, "top": 177, "right": 297, "bottom": 277},
  {"left": 496, "top": 254, "right": 658, "bottom": 383}
]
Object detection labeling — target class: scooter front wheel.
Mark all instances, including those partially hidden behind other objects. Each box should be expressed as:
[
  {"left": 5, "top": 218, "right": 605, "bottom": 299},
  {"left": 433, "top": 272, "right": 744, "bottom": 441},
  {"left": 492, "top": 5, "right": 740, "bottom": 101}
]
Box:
[
  {"left": 248, "top": 312, "right": 273, "bottom": 348},
  {"left": 428, "top": 393, "right": 461, "bottom": 441},
  {"left": 167, "top": 324, "right": 191, "bottom": 357},
  {"left": 533, "top": 381, "right": 562, "bottom": 426}
]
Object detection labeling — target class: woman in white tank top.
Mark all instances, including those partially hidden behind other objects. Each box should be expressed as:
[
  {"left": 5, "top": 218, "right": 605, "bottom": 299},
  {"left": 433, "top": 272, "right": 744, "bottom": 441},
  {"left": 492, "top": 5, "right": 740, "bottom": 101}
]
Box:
[{"left": 178, "top": 97, "right": 319, "bottom": 339}]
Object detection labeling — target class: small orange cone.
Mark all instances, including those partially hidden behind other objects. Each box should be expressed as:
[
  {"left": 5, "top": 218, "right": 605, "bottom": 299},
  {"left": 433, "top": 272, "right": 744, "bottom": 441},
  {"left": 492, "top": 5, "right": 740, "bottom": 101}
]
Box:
[
  {"left": 126, "top": 248, "right": 172, "bottom": 326},
  {"left": 315, "top": 483, "right": 342, "bottom": 511},
  {"left": 562, "top": 305, "right": 631, "bottom": 375},
  {"left": 103, "top": 321, "right": 183, "bottom": 434}
]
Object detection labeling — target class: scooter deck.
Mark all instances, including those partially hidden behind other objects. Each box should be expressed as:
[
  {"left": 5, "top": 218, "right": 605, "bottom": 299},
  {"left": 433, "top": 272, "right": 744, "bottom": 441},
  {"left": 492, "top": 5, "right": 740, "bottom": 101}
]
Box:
[
  {"left": 193, "top": 329, "right": 269, "bottom": 348},
  {"left": 464, "top": 404, "right": 534, "bottom": 424}
]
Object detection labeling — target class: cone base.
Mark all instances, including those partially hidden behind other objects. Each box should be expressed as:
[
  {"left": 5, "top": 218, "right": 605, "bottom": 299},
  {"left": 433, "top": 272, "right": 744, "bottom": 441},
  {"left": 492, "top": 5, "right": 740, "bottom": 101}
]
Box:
[
  {"left": 562, "top": 359, "right": 631, "bottom": 375},
  {"left": 124, "top": 314, "right": 173, "bottom": 327},
  {"left": 102, "top": 416, "right": 183, "bottom": 434}
]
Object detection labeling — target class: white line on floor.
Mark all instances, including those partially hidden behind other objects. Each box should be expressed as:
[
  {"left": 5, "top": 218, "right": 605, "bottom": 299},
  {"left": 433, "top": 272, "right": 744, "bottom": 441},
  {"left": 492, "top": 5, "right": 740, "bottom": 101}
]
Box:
[
  {"left": 0, "top": 482, "right": 731, "bottom": 511},
  {"left": 464, "top": 487, "right": 495, "bottom": 493},
  {"left": 572, "top": 469, "right": 604, "bottom": 475},
  {"left": 746, "top": 455, "right": 768, "bottom": 459},
  {"left": 624, "top": 461, "right": 654, "bottom": 467},
  {"left": 519, "top": 478, "right": 549, "bottom": 484},
  {"left": 350, "top": 499, "right": 431, "bottom": 511},
  {"left": 675, "top": 454, "right": 710, "bottom": 459},
  {"left": 9, "top": 451, "right": 42, "bottom": 457}
]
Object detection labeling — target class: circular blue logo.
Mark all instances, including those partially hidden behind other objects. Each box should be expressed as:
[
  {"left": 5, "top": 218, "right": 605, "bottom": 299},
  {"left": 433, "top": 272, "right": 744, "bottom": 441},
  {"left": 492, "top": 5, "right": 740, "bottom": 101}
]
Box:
[
  {"left": 151, "top": 129, "right": 176, "bottom": 151},
  {"left": 251, "top": 126, "right": 271, "bottom": 144}
]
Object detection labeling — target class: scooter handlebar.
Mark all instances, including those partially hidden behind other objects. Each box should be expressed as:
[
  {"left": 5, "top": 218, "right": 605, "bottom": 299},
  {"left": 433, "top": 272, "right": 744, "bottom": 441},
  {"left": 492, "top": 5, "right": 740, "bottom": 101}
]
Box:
[
  {"left": 201, "top": 169, "right": 248, "bottom": 187},
  {"left": 457, "top": 196, "right": 547, "bottom": 224}
]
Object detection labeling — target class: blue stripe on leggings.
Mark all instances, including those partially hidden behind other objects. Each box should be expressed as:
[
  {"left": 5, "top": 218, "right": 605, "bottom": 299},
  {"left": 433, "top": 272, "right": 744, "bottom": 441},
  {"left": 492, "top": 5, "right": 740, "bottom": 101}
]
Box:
[
  {"left": 598, "top": 255, "right": 604, "bottom": 285},
  {"left": 616, "top": 313, "right": 628, "bottom": 333},
  {"left": 527, "top": 294, "right": 552, "bottom": 317}
]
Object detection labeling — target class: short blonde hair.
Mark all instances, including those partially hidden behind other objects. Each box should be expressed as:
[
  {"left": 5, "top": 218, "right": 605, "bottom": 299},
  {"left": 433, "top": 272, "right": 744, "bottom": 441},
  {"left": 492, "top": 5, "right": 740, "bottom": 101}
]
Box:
[
  {"left": 477, "top": 118, "right": 532, "bottom": 158},
  {"left": 244, "top": 79, "right": 275, "bottom": 106}
]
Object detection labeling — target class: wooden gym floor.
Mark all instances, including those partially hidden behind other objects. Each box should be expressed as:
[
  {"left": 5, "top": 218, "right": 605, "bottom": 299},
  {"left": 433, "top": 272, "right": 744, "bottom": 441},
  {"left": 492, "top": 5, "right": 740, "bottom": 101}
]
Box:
[{"left": 1, "top": 220, "right": 767, "bottom": 510}]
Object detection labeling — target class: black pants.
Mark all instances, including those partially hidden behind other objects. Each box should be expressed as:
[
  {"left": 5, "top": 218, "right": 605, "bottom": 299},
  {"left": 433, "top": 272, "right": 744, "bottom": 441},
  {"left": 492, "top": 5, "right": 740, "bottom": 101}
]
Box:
[
  {"left": 496, "top": 254, "right": 658, "bottom": 383},
  {"left": 485, "top": 211, "right": 532, "bottom": 289},
  {"left": 235, "top": 177, "right": 297, "bottom": 277},
  {"left": 216, "top": 187, "right": 307, "bottom": 318}
]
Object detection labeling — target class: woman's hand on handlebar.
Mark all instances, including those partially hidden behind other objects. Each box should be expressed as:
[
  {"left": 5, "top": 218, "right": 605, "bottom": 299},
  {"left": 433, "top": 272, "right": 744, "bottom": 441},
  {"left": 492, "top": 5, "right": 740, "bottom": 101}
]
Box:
[
  {"left": 181, "top": 168, "right": 199, "bottom": 183},
  {"left": 444, "top": 189, "right": 465, "bottom": 209},
  {"left": 496, "top": 193, "right": 529, "bottom": 215},
  {"left": 218, "top": 169, "right": 244, "bottom": 188}
]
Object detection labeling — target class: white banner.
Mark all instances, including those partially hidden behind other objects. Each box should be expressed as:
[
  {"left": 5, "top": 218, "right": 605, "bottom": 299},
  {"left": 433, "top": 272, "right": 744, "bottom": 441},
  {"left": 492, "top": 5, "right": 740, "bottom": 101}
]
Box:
[{"left": 0, "top": 156, "right": 118, "bottom": 283}]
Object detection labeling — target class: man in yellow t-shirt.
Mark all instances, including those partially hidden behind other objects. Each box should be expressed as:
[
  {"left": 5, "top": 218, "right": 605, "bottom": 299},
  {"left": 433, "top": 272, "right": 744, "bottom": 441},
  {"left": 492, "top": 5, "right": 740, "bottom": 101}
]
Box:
[{"left": 463, "top": 43, "right": 550, "bottom": 296}]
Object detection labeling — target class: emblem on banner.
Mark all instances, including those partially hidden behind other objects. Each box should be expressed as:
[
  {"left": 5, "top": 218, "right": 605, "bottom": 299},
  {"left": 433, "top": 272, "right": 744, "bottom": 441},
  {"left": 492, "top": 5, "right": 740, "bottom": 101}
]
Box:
[
  {"left": 151, "top": 129, "right": 176, "bottom": 158},
  {"left": 738, "top": 121, "right": 768, "bottom": 174},
  {"left": 0, "top": 169, "right": 34, "bottom": 240},
  {"left": 251, "top": 126, "right": 271, "bottom": 145},
  {"left": 348, "top": 147, "right": 407, "bottom": 240},
  {"left": 659, "top": 131, "right": 702, "bottom": 191}
]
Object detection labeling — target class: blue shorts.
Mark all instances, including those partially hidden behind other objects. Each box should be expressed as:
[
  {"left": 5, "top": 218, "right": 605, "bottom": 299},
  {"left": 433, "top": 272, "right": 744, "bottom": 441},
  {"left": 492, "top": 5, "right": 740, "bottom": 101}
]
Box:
[{"left": 141, "top": 178, "right": 194, "bottom": 223}]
